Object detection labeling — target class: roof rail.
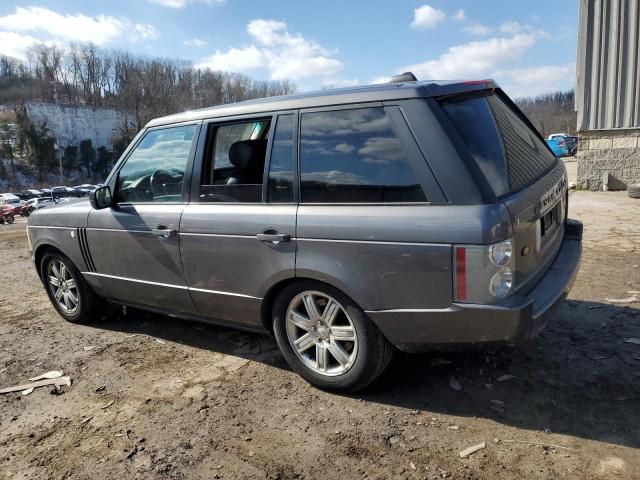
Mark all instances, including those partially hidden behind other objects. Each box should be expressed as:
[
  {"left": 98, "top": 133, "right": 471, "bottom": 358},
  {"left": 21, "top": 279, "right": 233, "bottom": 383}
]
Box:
[{"left": 389, "top": 72, "right": 417, "bottom": 83}]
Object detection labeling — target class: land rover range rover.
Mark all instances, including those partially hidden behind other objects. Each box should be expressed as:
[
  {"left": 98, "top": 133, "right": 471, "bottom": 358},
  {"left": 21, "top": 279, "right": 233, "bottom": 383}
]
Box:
[{"left": 28, "top": 73, "right": 582, "bottom": 391}]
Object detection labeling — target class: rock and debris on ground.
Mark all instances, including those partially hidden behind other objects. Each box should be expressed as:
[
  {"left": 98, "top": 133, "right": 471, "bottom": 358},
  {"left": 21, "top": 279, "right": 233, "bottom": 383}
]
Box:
[{"left": 0, "top": 191, "right": 639, "bottom": 479}]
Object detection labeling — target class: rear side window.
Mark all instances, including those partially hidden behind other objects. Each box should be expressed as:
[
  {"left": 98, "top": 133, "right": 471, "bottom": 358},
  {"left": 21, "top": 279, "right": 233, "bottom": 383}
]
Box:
[
  {"left": 442, "top": 93, "right": 557, "bottom": 197},
  {"left": 299, "top": 107, "right": 427, "bottom": 203},
  {"left": 267, "top": 114, "right": 295, "bottom": 203},
  {"left": 200, "top": 119, "right": 270, "bottom": 203},
  {"left": 442, "top": 97, "right": 509, "bottom": 196}
]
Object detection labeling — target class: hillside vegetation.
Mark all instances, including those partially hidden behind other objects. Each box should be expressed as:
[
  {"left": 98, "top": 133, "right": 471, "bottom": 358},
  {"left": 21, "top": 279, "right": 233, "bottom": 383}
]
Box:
[
  {"left": 515, "top": 90, "right": 576, "bottom": 137},
  {"left": 0, "top": 43, "right": 295, "bottom": 188},
  {"left": 1, "top": 44, "right": 577, "bottom": 189}
]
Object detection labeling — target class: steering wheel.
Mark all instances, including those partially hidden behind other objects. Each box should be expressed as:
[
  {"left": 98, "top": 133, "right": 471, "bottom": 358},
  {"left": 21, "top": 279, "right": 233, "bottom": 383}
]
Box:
[{"left": 149, "top": 168, "right": 182, "bottom": 197}]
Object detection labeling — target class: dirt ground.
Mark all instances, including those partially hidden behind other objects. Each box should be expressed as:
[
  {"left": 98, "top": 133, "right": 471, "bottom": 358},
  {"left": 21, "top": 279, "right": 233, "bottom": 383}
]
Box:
[{"left": 1, "top": 191, "right": 639, "bottom": 480}]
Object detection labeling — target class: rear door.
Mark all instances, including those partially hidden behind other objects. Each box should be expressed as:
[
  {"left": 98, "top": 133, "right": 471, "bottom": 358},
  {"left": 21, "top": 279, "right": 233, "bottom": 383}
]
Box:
[
  {"left": 86, "top": 122, "right": 200, "bottom": 315},
  {"left": 179, "top": 112, "right": 298, "bottom": 329},
  {"left": 295, "top": 104, "right": 452, "bottom": 312}
]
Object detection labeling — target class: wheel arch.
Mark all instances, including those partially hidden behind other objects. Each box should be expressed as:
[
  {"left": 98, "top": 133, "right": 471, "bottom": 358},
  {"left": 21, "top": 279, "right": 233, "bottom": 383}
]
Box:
[
  {"left": 34, "top": 243, "right": 66, "bottom": 280},
  {"left": 260, "top": 275, "right": 363, "bottom": 333}
]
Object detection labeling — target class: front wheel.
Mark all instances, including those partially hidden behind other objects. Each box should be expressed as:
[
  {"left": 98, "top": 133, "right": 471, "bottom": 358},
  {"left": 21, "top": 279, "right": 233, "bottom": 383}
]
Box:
[
  {"left": 272, "top": 281, "right": 394, "bottom": 392},
  {"left": 40, "top": 251, "right": 110, "bottom": 324}
]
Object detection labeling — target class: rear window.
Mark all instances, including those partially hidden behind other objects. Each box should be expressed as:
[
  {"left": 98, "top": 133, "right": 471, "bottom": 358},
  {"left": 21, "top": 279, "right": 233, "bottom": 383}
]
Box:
[{"left": 442, "top": 93, "right": 556, "bottom": 196}]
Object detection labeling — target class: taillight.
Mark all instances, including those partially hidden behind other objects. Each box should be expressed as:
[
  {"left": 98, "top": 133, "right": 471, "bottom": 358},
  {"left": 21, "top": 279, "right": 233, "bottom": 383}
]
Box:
[
  {"left": 455, "top": 247, "right": 467, "bottom": 301},
  {"left": 454, "top": 239, "right": 515, "bottom": 304}
]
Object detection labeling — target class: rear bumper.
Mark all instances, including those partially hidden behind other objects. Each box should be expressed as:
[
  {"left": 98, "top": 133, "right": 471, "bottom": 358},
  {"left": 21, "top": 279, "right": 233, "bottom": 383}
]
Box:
[{"left": 368, "top": 219, "right": 583, "bottom": 352}]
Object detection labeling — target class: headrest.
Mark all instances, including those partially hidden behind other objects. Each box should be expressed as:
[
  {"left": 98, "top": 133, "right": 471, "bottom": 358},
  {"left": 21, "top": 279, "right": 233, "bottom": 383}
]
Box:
[{"left": 228, "top": 139, "right": 267, "bottom": 170}]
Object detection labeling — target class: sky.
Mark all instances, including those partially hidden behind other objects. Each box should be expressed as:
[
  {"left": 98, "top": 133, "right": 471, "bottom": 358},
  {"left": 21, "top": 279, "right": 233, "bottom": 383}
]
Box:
[{"left": 0, "top": 1, "right": 578, "bottom": 98}]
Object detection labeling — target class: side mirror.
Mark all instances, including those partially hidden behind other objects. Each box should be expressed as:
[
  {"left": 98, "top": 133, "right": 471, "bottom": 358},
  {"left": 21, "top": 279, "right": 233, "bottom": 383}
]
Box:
[{"left": 90, "top": 186, "right": 113, "bottom": 210}]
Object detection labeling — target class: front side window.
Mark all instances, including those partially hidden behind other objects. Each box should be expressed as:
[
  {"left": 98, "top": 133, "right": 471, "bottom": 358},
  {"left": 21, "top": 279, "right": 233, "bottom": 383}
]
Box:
[
  {"left": 117, "top": 124, "right": 197, "bottom": 203},
  {"left": 299, "top": 107, "right": 427, "bottom": 203},
  {"left": 200, "top": 119, "right": 271, "bottom": 203}
]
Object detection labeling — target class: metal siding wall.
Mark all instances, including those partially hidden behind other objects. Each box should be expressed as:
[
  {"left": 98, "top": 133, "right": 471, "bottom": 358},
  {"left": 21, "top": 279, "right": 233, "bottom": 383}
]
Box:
[{"left": 577, "top": 0, "right": 640, "bottom": 130}]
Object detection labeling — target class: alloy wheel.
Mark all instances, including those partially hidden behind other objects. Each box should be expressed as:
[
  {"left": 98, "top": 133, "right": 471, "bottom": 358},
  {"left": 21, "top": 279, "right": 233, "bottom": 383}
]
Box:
[
  {"left": 47, "top": 259, "right": 79, "bottom": 315},
  {"left": 285, "top": 290, "right": 358, "bottom": 376}
]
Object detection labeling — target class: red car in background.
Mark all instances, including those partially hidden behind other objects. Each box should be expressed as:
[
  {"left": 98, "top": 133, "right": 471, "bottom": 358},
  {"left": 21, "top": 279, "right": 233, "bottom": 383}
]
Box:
[{"left": 0, "top": 204, "right": 15, "bottom": 224}]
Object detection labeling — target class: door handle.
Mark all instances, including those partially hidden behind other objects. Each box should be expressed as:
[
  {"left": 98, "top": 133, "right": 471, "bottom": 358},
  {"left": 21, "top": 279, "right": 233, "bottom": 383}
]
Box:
[
  {"left": 257, "top": 232, "right": 290, "bottom": 244},
  {"left": 152, "top": 224, "right": 177, "bottom": 238}
]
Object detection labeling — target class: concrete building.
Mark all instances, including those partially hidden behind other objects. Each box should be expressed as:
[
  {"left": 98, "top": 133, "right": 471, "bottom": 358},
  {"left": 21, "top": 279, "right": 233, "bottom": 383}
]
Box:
[{"left": 576, "top": 0, "right": 640, "bottom": 190}]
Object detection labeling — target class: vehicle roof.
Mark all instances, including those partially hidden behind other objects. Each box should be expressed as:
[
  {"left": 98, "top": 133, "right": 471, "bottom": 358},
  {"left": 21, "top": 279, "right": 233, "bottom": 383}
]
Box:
[{"left": 146, "top": 79, "right": 498, "bottom": 128}]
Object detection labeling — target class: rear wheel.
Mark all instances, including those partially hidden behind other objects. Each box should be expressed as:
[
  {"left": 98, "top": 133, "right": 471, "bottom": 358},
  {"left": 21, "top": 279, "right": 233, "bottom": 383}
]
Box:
[
  {"left": 40, "top": 251, "right": 110, "bottom": 324},
  {"left": 273, "top": 281, "right": 394, "bottom": 392}
]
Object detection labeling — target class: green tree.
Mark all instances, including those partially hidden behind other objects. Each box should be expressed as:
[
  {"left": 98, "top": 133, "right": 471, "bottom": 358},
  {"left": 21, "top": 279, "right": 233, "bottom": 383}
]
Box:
[
  {"left": 14, "top": 104, "right": 56, "bottom": 182},
  {"left": 62, "top": 145, "right": 78, "bottom": 176},
  {"left": 0, "top": 123, "right": 15, "bottom": 179},
  {"left": 79, "top": 139, "right": 96, "bottom": 178},
  {"left": 95, "top": 146, "right": 112, "bottom": 179}
]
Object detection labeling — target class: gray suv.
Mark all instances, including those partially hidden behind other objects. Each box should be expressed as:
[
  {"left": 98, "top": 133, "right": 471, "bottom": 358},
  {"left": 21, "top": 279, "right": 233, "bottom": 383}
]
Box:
[{"left": 28, "top": 75, "right": 582, "bottom": 391}]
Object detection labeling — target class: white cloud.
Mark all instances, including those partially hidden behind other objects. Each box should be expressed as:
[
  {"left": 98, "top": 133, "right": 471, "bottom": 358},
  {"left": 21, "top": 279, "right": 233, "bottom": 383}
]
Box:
[
  {"left": 134, "top": 24, "right": 159, "bottom": 40},
  {"left": 184, "top": 38, "right": 207, "bottom": 47},
  {"left": 495, "top": 64, "right": 575, "bottom": 97},
  {"left": 400, "top": 33, "right": 537, "bottom": 80},
  {"left": 453, "top": 9, "right": 465, "bottom": 21},
  {"left": 149, "top": 0, "right": 224, "bottom": 8},
  {"left": 0, "top": 6, "right": 124, "bottom": 44},
  {"left": 464, "top": 23, "right": 493, "bottom": 36},
  {"left": 0, "top": 6, "right": 160, "bottom": 47},
  {"left": 201, "top": 45, "right": 264, "bottom": 71},
  {"left": 0, "top": 31, "right": 43, "bottom": 59},
  {"left": 196, "top": 19, "right": 343, "bottom": 83},
  {"left": 500, "top": 21, "right": 522, "bottom": 34},
  {"left": 411, "top": 5, "right": 446, "bottom": 29}
]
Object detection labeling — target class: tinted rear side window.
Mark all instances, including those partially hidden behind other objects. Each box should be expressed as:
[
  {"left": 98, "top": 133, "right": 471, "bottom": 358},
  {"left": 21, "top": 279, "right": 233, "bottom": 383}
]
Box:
[
  {"left": 299, "top": 107, "right": 427, "bottom": 203},
  {"left": 442, "top": 93, "right": 557, "bottom": 197},
  {"left": 442, "top": 97, "right": 509, "bottom": 196}
]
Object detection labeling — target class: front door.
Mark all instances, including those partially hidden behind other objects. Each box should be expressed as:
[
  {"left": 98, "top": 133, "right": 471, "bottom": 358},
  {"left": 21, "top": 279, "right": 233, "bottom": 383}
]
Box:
[
  {"left": 180, "top": 113, "right": 298, "bottom": 329},
  {"left": 86, "top": 122, "right": 201, "bottom": 315}
]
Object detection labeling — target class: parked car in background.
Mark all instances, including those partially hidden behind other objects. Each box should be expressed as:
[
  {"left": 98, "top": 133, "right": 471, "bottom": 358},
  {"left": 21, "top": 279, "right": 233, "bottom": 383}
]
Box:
[
  {"left": 51, "top": 186, "right": 78, "bottom": 198},
  {"left": 0, "top": 192, "right": 22, "bottom": 205},
  {"left": 21, "top": 197, "right": 54, "bottom": 217},
  {"left": 0, "top": 204, "right": 15, "bottom": 224},
  {"left": 19, "top": 189, "right": 44, "bottom": 200},
  {"left": 6, "top": 201, "right": 25, "bottom": 216},
  {"left": 28, "top": 75, "right": 583, "bottom": 392},
  {"left": 547, "top": 133, "right": 577, "bottom": 156},
  {"left": 546, "top": 137, "right": 570, "bottom": 157},
  {"left": 73, "top": 184, "right": 97, "bottom": 197}
]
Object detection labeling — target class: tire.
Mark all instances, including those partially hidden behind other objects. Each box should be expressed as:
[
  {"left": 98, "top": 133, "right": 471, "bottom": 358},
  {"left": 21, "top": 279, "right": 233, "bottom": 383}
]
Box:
[
  {"left": 5, "top": 215, "right": 14, "bottom": 224},
  {"left": 628, "top": 183, "right": 640, "bottom": 199},
  {"left": 272, "top": 280, "right": 394, "bottom": 392},
  {"left": 40, "top": 251, "right": 110, "bottom": 324}
]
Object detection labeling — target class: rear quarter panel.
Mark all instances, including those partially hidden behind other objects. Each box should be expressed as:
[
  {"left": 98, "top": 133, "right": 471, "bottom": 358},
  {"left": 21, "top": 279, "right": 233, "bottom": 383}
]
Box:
[{"left": 295, "top": 203, "right": 512, "bottom": 311}]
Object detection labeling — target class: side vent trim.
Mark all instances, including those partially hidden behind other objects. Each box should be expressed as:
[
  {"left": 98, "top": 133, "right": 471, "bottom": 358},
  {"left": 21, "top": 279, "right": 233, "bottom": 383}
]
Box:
[{"left": 77, "top": 227, "right": 97, "bottom": 273}]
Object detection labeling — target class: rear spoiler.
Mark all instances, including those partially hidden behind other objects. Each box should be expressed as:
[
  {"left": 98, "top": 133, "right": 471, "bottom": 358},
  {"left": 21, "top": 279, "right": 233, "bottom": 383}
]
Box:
[{"left": 425, "top": 79, "right": 498, "bottom": 100}]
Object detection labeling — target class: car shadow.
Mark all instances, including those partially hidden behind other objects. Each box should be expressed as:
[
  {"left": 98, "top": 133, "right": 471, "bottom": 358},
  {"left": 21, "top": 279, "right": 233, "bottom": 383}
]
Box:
[{"left": 95, "top": 299, "right": 640, "bottom": 449}]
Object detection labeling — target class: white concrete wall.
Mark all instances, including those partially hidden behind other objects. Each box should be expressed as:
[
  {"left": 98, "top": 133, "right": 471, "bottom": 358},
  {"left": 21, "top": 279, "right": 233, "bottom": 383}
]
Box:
[{"left": 25, "top": 102, "right": 133, "bottom": 149}]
